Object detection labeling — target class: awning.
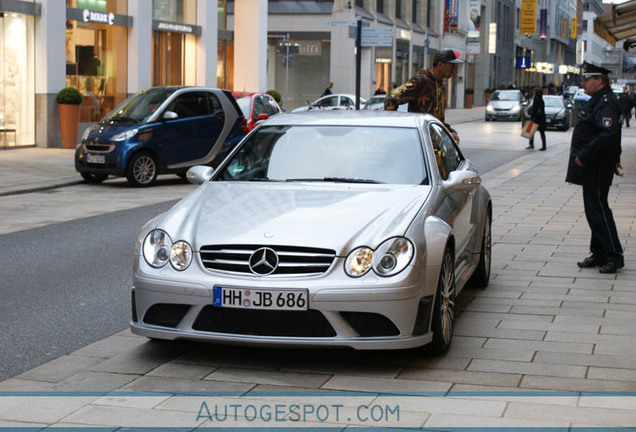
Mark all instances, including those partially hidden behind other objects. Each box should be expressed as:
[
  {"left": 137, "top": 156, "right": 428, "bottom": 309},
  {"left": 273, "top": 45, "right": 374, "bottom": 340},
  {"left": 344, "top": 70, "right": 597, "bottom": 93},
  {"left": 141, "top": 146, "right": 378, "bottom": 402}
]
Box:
[{"left": 594, "top": 0, "right": 636, "bottom": 50}]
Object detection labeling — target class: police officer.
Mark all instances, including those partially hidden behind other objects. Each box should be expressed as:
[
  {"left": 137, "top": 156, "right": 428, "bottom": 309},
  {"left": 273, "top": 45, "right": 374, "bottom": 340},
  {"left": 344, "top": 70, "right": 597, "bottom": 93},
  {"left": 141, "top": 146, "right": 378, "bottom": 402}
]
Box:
[{"left": 566, "top": 62, "right": 624, "bottom": 274}]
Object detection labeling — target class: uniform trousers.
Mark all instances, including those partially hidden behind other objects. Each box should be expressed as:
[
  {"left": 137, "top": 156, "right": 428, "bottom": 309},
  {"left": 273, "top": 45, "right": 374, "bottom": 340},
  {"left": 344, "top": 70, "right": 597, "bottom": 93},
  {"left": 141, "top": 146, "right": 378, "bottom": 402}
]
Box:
[{"left": 582, "top": 184, "right": 623, "bottom": 264}]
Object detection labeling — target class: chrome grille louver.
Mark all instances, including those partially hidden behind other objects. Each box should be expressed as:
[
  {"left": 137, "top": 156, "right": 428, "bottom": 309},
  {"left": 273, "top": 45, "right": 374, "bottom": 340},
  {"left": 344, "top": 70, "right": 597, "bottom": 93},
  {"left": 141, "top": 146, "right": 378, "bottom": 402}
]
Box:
[{"left": 200, "top": 244, "right": 336, "bottom": 277}]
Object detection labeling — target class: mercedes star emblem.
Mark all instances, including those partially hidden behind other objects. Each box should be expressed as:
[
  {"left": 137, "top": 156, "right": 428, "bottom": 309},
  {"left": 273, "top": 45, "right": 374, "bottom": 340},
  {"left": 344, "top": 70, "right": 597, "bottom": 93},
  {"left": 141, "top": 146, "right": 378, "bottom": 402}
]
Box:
[{"left": 248, "top": 247, "right": 279, "bottom": 275}]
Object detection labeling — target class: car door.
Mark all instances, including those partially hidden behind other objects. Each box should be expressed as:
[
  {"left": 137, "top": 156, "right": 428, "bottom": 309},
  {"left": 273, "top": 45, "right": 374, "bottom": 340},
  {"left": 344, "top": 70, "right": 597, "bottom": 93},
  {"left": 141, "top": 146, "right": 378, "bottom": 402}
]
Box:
[
  {"left": 429, "top": 123, "right": 477, "bottom": 260},
  {"left": 160, "top": 91, "right": 221, "bottom": 167},
  {"left": 339, "top": 96, "right": 355, "bottom": 110},
  {"left": 313, "top": 96, "right": 338, "bottom": 110}
]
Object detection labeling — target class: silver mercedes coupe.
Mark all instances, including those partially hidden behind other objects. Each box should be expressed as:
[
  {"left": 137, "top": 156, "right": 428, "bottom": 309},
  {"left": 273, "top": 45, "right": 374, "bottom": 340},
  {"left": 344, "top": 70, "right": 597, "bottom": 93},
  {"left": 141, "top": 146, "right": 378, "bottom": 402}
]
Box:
[{"left": 131, "top": 110, "right": 492, "bottom": 354}]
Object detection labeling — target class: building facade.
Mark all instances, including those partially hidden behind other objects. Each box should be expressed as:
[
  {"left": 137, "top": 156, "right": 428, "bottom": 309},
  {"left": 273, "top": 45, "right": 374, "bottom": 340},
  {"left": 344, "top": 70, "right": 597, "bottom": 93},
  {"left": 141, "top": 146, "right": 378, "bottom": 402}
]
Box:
[{"left": 1, "top": 0, "right": 235, "bottom": 149}]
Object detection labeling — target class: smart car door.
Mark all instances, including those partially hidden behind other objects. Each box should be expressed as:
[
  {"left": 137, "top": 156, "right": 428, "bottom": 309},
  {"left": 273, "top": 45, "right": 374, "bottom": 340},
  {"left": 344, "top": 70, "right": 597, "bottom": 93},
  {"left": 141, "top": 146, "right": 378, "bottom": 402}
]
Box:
[{"left": 161, "top": 91, "right": 222, "bottom": 167}]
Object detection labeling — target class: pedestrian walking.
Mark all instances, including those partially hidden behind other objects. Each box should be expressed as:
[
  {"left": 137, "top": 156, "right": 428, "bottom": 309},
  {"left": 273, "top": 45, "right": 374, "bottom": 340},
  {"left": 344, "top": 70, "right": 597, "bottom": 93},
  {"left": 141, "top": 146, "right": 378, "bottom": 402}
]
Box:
[
  {"left": 566, "top": 62, "right": 624, "bottom": 274},
  {"left": 618, "top": 87, "right": 635, "bottom": 127},
  {"left": 384, "top": 49, "right": 463, "bottom": 143},
  {"left": 321, "top": 82, "right": 333, "bottom": 97},
  {"left": 527, "top": 87, "right": 547, "bottom": 151}
]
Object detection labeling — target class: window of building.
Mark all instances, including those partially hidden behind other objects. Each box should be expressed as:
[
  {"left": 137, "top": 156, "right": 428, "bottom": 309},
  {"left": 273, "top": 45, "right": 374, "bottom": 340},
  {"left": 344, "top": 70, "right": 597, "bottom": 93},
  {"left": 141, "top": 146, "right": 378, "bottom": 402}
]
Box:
[
  {"left": 65, "top": 0, "right": 128, "bottom": 121},
  {"left": 377, "top": 0, "right": 383, "bottom": 14},
  {"left": 412, "top": 0, "right": 418, "bottom": 24},
  {"left": 152, "top": 0, "right": 197, "bottom": 86},
  {"left": 395, "top": 0, "right": 402, "bottom": 19},
  {"left": 0, "top": 12, "right": 35, "bottom": 148}
]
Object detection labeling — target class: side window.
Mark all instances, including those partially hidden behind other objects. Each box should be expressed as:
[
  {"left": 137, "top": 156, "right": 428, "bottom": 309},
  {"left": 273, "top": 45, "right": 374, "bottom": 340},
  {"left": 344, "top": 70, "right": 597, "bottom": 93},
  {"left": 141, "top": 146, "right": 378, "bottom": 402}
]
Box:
[
  {"left": 166, "top": 92, "right": 210, "bottom": 119},
  {"left": 254, "top": 96, "right": 267, "bottom": 117},
  {"left": 429, "top": 124, "right": 462, "bottom": 180},
  {"left": 341, "top": 97, "right": 354, "bottom": 108},
  {"left": 207, "top": 93, "right": 224, "bottom": 116},
  {"left": 264, "top": 96, "right": 279, "bottom": 115},
  {"left": 316, "top": 96, "right": 336, "bottom": 108}
]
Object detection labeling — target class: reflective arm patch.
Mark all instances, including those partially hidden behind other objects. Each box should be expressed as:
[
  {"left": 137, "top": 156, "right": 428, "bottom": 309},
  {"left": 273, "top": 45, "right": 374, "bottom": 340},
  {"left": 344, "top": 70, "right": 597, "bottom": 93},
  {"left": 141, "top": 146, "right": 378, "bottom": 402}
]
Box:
[{"left": 603, "top": 118, "right": 612, "bottom": 127}]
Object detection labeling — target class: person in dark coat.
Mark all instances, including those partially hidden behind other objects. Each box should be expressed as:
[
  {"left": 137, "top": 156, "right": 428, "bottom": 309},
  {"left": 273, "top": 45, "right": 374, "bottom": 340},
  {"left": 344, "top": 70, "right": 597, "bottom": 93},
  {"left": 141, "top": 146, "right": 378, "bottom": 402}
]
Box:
[
  {"left": 618, "top": 88, "right": 635, "bottom": 127},
  {"left": 321, "top": 82, "right": 333, "bottom": 97},
  {"left": 565, "top": 62, "right": 624, "bottom": 274},
  {"left": 527, "top": 87, "right": 547, "bottom": 150}
]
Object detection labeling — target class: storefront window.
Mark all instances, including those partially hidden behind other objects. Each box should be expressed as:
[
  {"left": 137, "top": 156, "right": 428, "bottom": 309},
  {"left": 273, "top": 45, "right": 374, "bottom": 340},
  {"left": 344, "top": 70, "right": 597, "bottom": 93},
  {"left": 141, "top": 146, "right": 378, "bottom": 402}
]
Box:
[
  {"left": 395, "top": 42, "right": 410, "bottom": 85},
  {"left": 152, "top": 0, "right": 197, "bottom": 86},
  {"left": 65, "top": 0, "right": 128, "bottom": 121},
  {"left": 0, "top": 12, "right": 35, "bottom": 148}
]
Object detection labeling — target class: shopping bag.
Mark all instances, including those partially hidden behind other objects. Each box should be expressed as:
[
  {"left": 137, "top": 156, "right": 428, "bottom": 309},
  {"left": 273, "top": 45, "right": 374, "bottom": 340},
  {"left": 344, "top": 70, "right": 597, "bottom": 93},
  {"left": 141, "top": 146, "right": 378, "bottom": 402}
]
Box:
[{"left": 521, "top": 120, "right": 538, "bottom": 139}]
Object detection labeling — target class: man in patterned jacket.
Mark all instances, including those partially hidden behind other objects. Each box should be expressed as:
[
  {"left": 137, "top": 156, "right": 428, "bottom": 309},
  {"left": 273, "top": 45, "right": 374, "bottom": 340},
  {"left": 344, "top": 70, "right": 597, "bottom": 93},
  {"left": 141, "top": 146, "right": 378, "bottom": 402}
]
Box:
[{"left": 384, "top": 49, "right": 463, "bottom": 143}]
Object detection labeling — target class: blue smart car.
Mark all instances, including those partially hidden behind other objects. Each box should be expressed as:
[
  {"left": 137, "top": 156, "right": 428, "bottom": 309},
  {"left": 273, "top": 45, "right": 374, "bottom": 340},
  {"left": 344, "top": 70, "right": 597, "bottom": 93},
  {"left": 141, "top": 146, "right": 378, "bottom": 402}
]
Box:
[{"left": 75, "top": 87, "right": 246, "bottom": 187}]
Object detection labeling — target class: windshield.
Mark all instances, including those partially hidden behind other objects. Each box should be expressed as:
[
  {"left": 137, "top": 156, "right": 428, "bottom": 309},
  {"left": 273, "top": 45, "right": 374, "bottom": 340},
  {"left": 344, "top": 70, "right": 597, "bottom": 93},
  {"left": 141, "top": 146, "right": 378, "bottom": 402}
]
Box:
[
  {"left": 236, "top": 97, "right": 251, "bottom": 117},
  {"left": 490, "top": 91, "right": 520, "bottom": 101},
  {"left": 544, "top": 97, "right": 564, "bottom": 108},
  {"left": 216, "top": 125, "right": 428, "bottom": 185},
  {"left": 102, "top": 88, "right": 177, "bottom": 124}
]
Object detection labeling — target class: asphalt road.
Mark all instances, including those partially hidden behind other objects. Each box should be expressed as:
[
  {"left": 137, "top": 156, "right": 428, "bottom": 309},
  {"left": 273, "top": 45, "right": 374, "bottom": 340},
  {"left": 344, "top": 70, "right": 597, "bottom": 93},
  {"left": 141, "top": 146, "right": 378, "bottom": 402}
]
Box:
[
  {"left": 0, "top": 201, "right": 176, "bottom": 382},
  {"left": 0, "top": 119, "right": 550, "bottom": 382}
]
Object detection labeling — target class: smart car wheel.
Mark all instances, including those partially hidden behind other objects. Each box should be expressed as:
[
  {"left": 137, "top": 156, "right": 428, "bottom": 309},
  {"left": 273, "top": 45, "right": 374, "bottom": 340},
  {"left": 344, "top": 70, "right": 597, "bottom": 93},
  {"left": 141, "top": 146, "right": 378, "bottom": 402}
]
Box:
[
  {"left": 469, "top": 211, "right": 491, "bottom": 288},
  {"left": 80, "top": 172, "right": 108, "bottom": 184},
  {"left": 428, "top": 247, "right": 456, "bottom": 355},
  {"left": 127, "top": 152, "right": 157, "bottom": 187}
]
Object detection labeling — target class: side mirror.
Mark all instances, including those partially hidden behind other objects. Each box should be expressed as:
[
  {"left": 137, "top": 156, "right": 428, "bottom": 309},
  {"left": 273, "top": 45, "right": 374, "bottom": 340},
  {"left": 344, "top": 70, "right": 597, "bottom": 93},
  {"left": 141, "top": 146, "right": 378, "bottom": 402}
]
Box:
[
  {"left": 566, "top": 102, "right": 573, "bottom": 109},
  {"left": 163, "top": 111, "right": 178, "bottom": 120},
  {"left": 444, "top": 170, "right": 481, "bottom": 192},
  {"left": 186, "top": 165, "right": 215, "bottom": 185},
  {"left": 256, "top": 113, "right": 269, "bottom": 120}
]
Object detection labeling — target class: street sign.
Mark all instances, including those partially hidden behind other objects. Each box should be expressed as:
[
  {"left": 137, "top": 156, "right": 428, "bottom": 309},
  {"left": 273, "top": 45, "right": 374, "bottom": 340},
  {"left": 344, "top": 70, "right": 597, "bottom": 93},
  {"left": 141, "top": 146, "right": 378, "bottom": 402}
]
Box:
[
  {"left": 276, "top": 44, "right": 300, "bottom": 54},
  {"left": 361, "top": 27, "right": 393, "bottom": 47},
  {"left": 328, "top": 20, "right": 370, "bottom": 27}
]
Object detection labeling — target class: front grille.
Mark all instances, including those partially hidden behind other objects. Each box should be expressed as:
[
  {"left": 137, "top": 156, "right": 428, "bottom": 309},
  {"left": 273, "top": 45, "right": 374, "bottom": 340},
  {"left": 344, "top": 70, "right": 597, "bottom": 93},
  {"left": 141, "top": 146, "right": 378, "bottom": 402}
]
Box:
[
  {"left": 200, "top": 244, "right": 336, "bottom": 276},
  {"left": 192, "top": 306, "right": 336, "bottom": 337},
  {"left": 84, "top": 143, "right": 113, "bottom": 152}
]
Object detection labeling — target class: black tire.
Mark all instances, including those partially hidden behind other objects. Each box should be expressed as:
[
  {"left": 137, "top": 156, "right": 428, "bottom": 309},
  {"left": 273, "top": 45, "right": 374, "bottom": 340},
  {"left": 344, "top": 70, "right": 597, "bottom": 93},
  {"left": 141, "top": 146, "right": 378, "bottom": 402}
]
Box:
[
  {"left": 428, "top": 247, "right": 456, "bottom": 356},
  {"left": 126, "top": 152, "right": 157, "bottom": 187},
  {"left": 469, "top": 212, "right": 492, "bottom": 288},
  {"left": 80, "top": 172, "right": 108, "bottom": 184}
]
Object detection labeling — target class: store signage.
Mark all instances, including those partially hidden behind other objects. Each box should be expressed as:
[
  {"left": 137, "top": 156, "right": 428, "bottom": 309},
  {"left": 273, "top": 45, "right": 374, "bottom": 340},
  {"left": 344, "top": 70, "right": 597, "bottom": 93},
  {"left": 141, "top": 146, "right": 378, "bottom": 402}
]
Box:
[
  {"left": 520, "top": 0, "right": 536, "bottom": 34},
  {"left": 488, "top": 23, "right": 497, "bottom": 54},
  {"left": 361, "top": 28, "right": 393, "bottom": 47},
  {"left": 297, "top": 41, "right": 321, "bottom": 56},
  {"left": 83, "top": 9, "right": 114, "bottom": 25},
  {"left": 539, "top": 9, "right": 548, "bottom": 38},
  {"left": 444, "top": 0, "right": 458, "bottom": 34},
  {"left": 571, "top": 18, "right": 577, "bottom": 39},
  {"left": 536, "top": 62, "right": 554, "bottom": 74},
  {"left": 66, "top": 7, "right": 132, "bottom": 27},
  {"left": 153, "top": 20, "right": 202, "bottom": 36}
]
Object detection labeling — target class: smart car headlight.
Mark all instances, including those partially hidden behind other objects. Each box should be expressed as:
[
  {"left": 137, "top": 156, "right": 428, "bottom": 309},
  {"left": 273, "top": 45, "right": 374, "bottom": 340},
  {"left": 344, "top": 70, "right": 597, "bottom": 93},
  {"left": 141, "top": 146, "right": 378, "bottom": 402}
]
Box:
[
  {"left": 555, "top": 109, "right": 565, "bottom": 119},
  {"left": 142, "top": 229, "right": 172, "bottom": 268},
  {"left": 373, "top": 237, "right": 414, "bottom": 276},
  {"left": 345, "top": 247, "right": 374, "bottom": 277},
  {"left": 80, "top": 125, "right": 96, "bottom": 142},
  {"left": 170, "top": 241, "right": 192, "bottom": 271},
  {"left": 112, "top": 128, "right": 139, "bottom": 142}
]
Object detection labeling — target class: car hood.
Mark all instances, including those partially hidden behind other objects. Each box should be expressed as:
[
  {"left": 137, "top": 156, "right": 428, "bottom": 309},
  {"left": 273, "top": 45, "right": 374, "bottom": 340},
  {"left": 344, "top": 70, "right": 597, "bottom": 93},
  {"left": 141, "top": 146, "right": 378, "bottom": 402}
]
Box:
[
  {"left": 155, "top": 182, "right": 431, "bottom": 254},
  {"left": 545, "top": 106, "right": 565, "bottom": 115},
  {"left": 83, "top": 122, "right": 146, "bottom": 142},
  {"left": 489, "top": 101, "right": 519, "bottom": 109}
]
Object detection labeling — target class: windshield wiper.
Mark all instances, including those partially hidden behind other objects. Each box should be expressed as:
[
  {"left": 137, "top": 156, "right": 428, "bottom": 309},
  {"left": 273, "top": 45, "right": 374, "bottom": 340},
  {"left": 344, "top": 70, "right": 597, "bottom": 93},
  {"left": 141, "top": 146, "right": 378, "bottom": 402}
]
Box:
[
  {"left": 286, "top": 177, "right": 383, "bottom": 184},
  {"left": 108, "top": 116, "right": 139, "bottom": 123}
]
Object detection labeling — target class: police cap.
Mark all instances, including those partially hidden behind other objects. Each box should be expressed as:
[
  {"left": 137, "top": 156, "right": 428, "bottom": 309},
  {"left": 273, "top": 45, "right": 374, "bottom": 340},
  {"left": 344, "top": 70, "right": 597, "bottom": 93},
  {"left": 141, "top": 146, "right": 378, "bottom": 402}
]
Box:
[{"left": 582, "top": 62, "right": 611, "bottom": 78}]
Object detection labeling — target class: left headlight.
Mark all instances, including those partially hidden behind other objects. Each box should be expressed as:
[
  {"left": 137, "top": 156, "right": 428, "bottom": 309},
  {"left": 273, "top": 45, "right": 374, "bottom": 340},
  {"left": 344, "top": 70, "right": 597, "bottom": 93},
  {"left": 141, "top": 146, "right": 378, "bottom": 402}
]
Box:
[
  {"left": 511, "top": 105, "right": 521, "bottom": 114},
  {"left": 112, "top": 128, "right": 139, "bottom": 142},
  {"left": 80, "top": 125, "right": 96, "bottom": 142},
  {"left": 142, "top": 229, "right": 192, "bottom": 271},
  {"left": 344, "top": 237, "right": 414, "bottom": 278}
]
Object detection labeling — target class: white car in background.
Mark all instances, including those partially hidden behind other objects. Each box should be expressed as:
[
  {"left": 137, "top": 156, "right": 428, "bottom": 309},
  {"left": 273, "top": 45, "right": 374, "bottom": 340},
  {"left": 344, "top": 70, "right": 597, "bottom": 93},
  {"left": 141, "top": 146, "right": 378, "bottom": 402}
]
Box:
[{"left": 292, "top": 94, "right": 367, "bottom": 112}]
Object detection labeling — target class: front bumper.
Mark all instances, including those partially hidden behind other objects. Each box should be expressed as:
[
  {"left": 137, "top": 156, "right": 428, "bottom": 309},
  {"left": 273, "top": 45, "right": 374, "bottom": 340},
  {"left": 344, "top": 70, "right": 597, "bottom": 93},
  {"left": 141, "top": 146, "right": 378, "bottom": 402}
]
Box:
[
  {"left": 74, "top": 145, "right": 127, "bottom": 176},
  {"left": 131, "top": 256, "right": 440, "bottom": 350}
]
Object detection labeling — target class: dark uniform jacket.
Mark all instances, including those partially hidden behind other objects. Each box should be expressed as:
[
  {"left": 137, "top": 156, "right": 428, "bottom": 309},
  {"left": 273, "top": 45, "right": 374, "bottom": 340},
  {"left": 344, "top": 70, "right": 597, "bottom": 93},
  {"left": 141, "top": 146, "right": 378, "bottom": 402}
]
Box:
[
  {"left": 384, "top": 68, "right": 456, "bottom": 133},
  {"left": 529, "top": 95, "right": 546, "bottom": 129},
  {"left": 566, "top": 85, "right": 621, "bottom": 186}
]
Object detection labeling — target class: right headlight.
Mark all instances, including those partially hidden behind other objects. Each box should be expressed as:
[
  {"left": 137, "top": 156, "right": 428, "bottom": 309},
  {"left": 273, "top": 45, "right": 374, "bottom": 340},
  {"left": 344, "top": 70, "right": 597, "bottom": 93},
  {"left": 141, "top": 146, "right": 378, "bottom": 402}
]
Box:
[
  {"left": 142, "top": 230, "right": 193, "bottom": 271},
  {"left": 80, "top": 125, "right": 96, "bottom": 143},
  {"left": 112, "top": 128, "right": 139, "bottom": 142},
  {"left": 486, "top": 105, "right": 495, "bottom": 113}
]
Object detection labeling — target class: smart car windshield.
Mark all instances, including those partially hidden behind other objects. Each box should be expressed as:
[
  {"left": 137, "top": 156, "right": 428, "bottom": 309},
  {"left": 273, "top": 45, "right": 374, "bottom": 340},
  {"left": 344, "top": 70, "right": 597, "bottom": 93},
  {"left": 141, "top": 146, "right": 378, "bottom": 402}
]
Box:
[
  {"left": 102, "top": 88, "right": 177, "bottom": 124},
  {"left": 544, "top": 97, "right": 565, "bottom": 108},
  {"left": 217, "top": 125, "right": 428, "bottom": 185}
]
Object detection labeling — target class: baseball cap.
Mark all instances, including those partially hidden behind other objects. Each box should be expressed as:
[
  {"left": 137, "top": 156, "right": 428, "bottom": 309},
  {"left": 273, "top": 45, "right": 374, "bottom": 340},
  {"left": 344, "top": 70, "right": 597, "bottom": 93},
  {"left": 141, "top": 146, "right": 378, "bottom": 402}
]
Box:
[
  {"left": 434, "top": 49, "right": 463, "bottom": 64},
  {"left": 581, "top": 61, "right": 611, "bottom": 78}
]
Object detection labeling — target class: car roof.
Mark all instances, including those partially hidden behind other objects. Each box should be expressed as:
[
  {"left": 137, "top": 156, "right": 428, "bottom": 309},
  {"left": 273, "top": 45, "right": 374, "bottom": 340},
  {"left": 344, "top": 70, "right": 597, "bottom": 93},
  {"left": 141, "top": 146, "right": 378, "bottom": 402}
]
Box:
[{"left": 261, "top": 110, "right": 432, "bottom": 128}]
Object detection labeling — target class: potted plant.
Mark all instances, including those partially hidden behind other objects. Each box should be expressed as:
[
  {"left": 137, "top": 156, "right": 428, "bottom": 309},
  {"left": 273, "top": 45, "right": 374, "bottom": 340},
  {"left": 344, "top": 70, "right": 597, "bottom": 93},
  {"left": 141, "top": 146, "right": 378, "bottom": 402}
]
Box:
[
  {"left": 56, "top": 87, "right": 83, "bottom": 149},
  {"left": 484, "top": 87, "right": 493, "bottom": 102},
  {"left": 465, "top": 87, "right": 474, "bottom": 109}
]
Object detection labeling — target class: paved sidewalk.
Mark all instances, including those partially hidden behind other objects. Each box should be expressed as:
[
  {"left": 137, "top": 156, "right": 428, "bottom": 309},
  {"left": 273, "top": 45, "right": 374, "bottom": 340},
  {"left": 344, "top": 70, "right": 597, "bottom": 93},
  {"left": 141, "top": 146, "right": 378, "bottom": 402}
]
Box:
[{"left": 1, "top": 110, "right": 635, "bottom": 429}]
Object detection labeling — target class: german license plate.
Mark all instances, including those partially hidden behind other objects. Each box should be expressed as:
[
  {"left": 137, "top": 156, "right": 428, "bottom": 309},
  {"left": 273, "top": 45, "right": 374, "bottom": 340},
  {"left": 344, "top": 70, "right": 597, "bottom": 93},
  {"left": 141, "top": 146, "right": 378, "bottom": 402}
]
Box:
[
  {"left": 213, "top": 286, "right": 308, "bottom": 311},
  {"left": 546, "top": 119, "right": 551, "bottom": 123},
  {"left": 87, "top": 154, "right": 105, "bottom": 164}
]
